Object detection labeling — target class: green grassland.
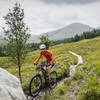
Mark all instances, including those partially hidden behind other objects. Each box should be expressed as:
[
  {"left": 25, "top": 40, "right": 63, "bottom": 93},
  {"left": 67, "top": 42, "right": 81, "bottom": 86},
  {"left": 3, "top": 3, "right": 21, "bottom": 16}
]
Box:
[
  {"left": 0, "top": 43, "right": 77, "bottom": 95},
  {"left": 44, "top": 36, "right": 100, "bottom": 100},
  {"left": 0, "top": 36, "right": 100, "bottom": 100}
]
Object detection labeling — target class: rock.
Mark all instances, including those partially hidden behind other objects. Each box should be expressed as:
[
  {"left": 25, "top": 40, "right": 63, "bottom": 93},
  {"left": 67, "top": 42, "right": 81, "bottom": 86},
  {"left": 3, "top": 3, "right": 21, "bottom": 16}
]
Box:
[{"left": 0, "top": 68, "right": 27, "bottom": 100}]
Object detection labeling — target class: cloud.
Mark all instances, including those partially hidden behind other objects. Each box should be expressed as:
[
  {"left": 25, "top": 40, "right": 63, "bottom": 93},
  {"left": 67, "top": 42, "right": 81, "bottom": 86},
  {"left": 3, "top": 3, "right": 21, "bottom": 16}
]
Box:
[
  {"left": 0, "top": 0, "right": 100, "bottom": 35},
  {"left": 39, "top": 0, "right": 99, "bottom": 4}
]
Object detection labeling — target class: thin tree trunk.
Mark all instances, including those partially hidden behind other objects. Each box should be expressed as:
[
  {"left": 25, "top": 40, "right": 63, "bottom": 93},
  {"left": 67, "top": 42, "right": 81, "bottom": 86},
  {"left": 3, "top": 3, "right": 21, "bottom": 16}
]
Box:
[
  {"left": 18, "top": 54, "right": 22, "bottom": 84},
  {"left": 18, "top": 64, "right": 22, "bottom": 84}
]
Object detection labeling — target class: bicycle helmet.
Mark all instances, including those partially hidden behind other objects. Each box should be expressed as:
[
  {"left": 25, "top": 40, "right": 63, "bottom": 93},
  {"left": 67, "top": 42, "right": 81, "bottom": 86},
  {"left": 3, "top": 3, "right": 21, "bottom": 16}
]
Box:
[{"left": 40, "top": 44, "right": 46, "bottom": 50}]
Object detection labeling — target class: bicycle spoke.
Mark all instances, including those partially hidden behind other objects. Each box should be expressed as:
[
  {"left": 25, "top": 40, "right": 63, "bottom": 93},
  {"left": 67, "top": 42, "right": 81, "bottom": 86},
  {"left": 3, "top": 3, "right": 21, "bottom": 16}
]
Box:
[
  {"left": 49, "top": 71, "right": 58, "bottom": 89},
  {"left": 29, "top": 74, "right": 42, "bottom": 97}
]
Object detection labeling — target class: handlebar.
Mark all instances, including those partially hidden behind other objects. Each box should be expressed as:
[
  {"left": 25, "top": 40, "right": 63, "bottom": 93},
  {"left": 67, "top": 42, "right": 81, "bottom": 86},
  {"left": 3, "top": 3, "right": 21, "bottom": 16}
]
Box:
[
  {"left": 34, "top": 62, "right": 46, "bottom": 71},
  {"left": 34, "top": 62, "right": 46, "bottom": 66}
]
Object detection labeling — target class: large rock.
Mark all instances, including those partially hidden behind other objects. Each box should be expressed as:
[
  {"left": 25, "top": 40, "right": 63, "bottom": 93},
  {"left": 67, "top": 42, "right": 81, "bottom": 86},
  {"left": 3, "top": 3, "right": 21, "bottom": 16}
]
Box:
[{"left": 0, "top": 68, "right": 27, "bottom": 100}]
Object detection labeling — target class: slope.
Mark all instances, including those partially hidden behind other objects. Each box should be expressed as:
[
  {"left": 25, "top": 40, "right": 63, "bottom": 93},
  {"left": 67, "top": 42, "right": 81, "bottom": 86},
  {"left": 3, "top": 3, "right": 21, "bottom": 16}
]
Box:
[
  {"left": 43, "top": 36, "right": 100, "bottom": 100},
  {"left": 46, "top": 23, "right": 92, "bottom": 40},
  {"left": 0, "top": 36, "right": 100, "bottom": 100}
]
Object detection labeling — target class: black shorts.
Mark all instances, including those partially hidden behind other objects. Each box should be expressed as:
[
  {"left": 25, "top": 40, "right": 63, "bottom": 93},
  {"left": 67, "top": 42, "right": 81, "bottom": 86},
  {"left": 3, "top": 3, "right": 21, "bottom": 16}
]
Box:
[{"left": 45, "top": 61, "right": 55, "bottom": 67}]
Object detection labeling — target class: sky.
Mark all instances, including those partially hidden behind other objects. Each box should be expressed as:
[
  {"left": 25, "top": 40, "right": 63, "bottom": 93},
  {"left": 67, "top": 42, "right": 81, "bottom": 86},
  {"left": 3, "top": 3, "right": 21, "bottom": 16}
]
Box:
[{"left": 0, "top": 0, "right": 100, "bottom": 35}]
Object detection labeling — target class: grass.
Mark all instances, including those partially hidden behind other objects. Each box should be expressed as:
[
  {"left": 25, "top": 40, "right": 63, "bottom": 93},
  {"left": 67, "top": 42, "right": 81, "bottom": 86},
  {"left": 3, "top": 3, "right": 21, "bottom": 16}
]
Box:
[
  {"left": 0, "top": 36, "right": 100, "bottom": 100},
  {"left": 40, "top": 36, "right": 100, "bottom": 100},
  {"left": 0, "top": 43, "right": 77, "bottom": 95}
]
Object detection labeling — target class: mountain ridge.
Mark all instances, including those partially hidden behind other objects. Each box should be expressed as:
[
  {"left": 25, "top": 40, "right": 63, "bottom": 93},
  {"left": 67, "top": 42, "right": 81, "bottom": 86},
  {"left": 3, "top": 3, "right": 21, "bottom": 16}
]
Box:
[
  {"left": 45, "top": 22, "right": 93, "bottom": 40},
  {"left": 0, "top": 23, "right": 94, "bottom": 42},
  {"left": 30, "top": 22, "right": 93, "bottom": 42}
]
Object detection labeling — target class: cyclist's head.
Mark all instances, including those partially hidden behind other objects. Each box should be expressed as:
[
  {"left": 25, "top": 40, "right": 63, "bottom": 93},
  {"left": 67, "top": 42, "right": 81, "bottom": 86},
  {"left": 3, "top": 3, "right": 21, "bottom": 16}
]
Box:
[{"left": 40, "top": 44, "right": 46, "bottom": 50}]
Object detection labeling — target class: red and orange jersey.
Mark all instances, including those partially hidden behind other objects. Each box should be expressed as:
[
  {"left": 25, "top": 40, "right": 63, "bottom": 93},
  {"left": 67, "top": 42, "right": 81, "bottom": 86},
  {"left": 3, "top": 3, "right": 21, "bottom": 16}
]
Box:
[{"left": 35, "top": 50, "right": 54, "bottom": 64}]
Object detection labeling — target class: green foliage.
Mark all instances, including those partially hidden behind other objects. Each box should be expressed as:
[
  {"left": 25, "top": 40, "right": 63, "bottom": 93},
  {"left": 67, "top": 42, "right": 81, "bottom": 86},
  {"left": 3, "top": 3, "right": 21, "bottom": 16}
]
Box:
[
  {"left": 79, "top": 86, "right": 100, "bottom": 100},
  {"left": 27, "top": 42, "right": 40, "bottom": 51},
  {"left": 0, "top": 43, "right": 76, "bottom": 95},
  {"left": 39, "top": 37, "right": 100, "bottom": 100},
  {"left": 82, "top": 63, "right": 93, "bottom": 72},
  {"left": 72, "top": 69, "right": 84, "bottom": 80},
  {"left": 3, "top": 2, "right": 30, "bottom": 82},
  {"left": 3, "top": 2, "right": 30, "bottom": 64},
  {"left": 57, "top": 86, "right": 65, "bottom": 95},
  {"left": 94, "top": 64, "right": 100, "bottom": 77},
  {"left": 86, "top": 76, "right": 98, "bottom": 86},
  {"left": 79, "top": 76, "right": 100, "bottom": 100},
  {"left": 1, "top": 34, "right": 100, "bottom": 99},
  {"left": 0, "top": 44, "right": 8, "bottom": 56},
  {"left": 40, "top": 34, "right": 52, "bottom": 49}
]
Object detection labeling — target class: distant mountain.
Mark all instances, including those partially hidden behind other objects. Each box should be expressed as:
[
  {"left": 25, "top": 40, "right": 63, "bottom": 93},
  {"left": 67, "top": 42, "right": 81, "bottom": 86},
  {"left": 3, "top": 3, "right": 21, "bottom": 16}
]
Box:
[
  {"left": 45, "top": 23, "right": 93, "bottom": 40},
  {"left": 0, "top": 23, "right": 93, "bottom": 42},
  {"left": 96, "top": 27, "right": 100, "bottom": 30},
  {"left": 28, "top": 34, "right": 40, "bottom": 42},
  {"left": 0, "top": 32, "right": 4, "bottom": 41}
]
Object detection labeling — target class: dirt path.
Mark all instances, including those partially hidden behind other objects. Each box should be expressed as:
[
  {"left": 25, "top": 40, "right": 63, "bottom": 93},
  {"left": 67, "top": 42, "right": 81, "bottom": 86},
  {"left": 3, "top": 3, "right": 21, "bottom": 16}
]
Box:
[
  {"left": 57, "top": 51, "right": 83, "bottom": 87},
  {"left": 69, "top": 51, "right": 83, "bottom": 76}
]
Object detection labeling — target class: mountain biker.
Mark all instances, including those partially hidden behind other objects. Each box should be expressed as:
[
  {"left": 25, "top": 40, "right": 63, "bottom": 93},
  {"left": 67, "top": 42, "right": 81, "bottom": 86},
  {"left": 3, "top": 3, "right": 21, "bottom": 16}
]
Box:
[{"left": 34, "top": 44, "right": 55, "bottom": 79}]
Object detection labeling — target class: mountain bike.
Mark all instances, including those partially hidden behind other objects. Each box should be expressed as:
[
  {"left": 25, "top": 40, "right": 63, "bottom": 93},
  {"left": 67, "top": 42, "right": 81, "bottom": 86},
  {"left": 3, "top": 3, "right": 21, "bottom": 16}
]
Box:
[{"left": 29, "top": 62, "right": 58, "bottom": 97}]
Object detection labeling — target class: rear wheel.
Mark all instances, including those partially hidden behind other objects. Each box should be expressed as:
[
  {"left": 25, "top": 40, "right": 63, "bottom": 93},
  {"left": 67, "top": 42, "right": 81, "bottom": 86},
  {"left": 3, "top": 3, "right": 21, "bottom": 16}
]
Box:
[
  {"left": 29, "top": 74, "right": 42, "bottom": 97},
  {"left": 49, "top": 71, "right": 58, "bottom": 89}
]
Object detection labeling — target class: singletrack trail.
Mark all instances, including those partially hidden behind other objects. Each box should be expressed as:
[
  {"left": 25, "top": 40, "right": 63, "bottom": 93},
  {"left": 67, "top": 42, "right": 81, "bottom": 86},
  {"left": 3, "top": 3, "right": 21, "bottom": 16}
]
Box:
[
  {"left": 28, "top": 51, "right": 83, "bottom": 100},
  {"left": 69, "top": 51, "right": 83, "bottom": 76},
  {"left": 57, "top": 51, "right": 83, "bottom": 87}
]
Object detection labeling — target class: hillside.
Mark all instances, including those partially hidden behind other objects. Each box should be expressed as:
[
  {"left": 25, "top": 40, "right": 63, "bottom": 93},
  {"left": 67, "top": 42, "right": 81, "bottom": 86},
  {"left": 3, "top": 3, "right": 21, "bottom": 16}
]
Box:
[
  {"left": 0, "top": 23, "right": 94, "bottom": 42},
  {"left": 0, "top": 42, "right": 77, "bottom": 95},
  {"left": 28, "top": 34, "right": 40, "bottom": 42},
  {"left": 0, "top": 31, "right": 4, "bottom": 42},
  {"left": 43, "top": 36, "right": 100, "bottom": 100},
  {"left": 0, "top": 35, "right": 3, "bottom": 40},
  {"left": 0, "top": 36, "right": 100, "bottom": 100},
  {"left": 46, "top": 23, "right": 93, "bottom": 40},
  {"left": 28, "top": 23, "right": 93, "bottom": 42}
]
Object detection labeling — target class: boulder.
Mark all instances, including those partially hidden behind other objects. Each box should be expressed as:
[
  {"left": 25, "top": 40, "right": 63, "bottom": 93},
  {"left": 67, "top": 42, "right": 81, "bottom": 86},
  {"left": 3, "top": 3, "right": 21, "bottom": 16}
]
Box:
[{"left": 0, "top": 68, "right": 27, "bottom": 100}]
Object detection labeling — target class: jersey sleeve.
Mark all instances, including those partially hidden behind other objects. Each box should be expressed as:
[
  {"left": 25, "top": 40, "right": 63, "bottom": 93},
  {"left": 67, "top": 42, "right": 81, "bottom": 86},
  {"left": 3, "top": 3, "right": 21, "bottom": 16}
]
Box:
[
  {"left": 49, "top": 52, "right": 54, "bottom": 64},
  {"left": 35, "top": 52, "right": 42, "bottom": 62},
  {"left": 50, "top": 56, "right": 54, "bottom": 64}
]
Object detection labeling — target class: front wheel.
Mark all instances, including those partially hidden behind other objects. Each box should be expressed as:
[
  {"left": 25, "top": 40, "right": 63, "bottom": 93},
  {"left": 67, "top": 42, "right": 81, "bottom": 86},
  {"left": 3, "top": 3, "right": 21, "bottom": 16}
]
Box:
[
  {"left": 49, "top": 71, "right": 58, "bottom": 89},
  {"left": 29, "top": 74, "right": 42, "bottom": 97}
]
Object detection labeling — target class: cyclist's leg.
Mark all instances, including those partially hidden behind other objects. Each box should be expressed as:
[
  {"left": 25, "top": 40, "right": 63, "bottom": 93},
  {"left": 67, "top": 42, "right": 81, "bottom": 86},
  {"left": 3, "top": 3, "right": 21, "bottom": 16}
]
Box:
[
  {"left": 44, "top": 61, "right": 55, "bottom": 80},
  {"left": 46, "top": 61, "right": 55, "bottom": 80},
  {"left": 44, "top": 61, "right": 49, "bottom": 70},
  {"left": 44, "top": 61, "right": 50, "bottom": 79},
  {"left": 50, "top": 61, "right": 55, "bottom": 68}
]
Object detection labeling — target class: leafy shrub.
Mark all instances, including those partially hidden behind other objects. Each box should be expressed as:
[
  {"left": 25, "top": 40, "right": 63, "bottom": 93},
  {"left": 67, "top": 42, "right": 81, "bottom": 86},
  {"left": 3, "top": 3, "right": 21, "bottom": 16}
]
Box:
[
  {"left": 79, "top": 86, "right": 100, "bottom": 100},
  {"left": 95, "top": 64, "right": 100, "bottom": 77},
  {"left": 82, "top": 63, "right": 92, "bottom": 72},
  {"left": 79, "top": 76, "right": 100, "bottom": 100},
  {"left": 72, "top": 69, "right": 84, "bottom": 80},
  {"left": 57, "top": 86, "right": 64, "bottom": 95},
  {"left": 86, "top": 76, "right": 99, "bottom": 87}
]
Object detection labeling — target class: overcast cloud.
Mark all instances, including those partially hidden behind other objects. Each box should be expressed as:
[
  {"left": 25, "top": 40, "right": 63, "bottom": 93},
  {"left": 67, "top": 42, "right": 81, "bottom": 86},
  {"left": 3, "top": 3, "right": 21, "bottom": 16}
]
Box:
[
  {"left": 0, "top": 0, "right": 100, "bottom": 35},
  {"left": 40, "top": 0, "right": 99, "bottom": 4}
]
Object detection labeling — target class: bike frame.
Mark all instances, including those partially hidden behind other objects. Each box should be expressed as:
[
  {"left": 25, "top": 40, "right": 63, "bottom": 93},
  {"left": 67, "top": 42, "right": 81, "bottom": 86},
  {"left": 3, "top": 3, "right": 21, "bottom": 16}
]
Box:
[{"left": 36, "top": 64, "right": 49, "bottom": 82}]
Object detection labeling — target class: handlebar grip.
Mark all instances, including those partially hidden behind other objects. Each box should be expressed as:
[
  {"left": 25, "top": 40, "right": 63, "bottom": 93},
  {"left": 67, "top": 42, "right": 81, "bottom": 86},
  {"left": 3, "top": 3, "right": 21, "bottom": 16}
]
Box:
[{"left": 34, "top": 62, "right": 38, "bottom": 65}]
